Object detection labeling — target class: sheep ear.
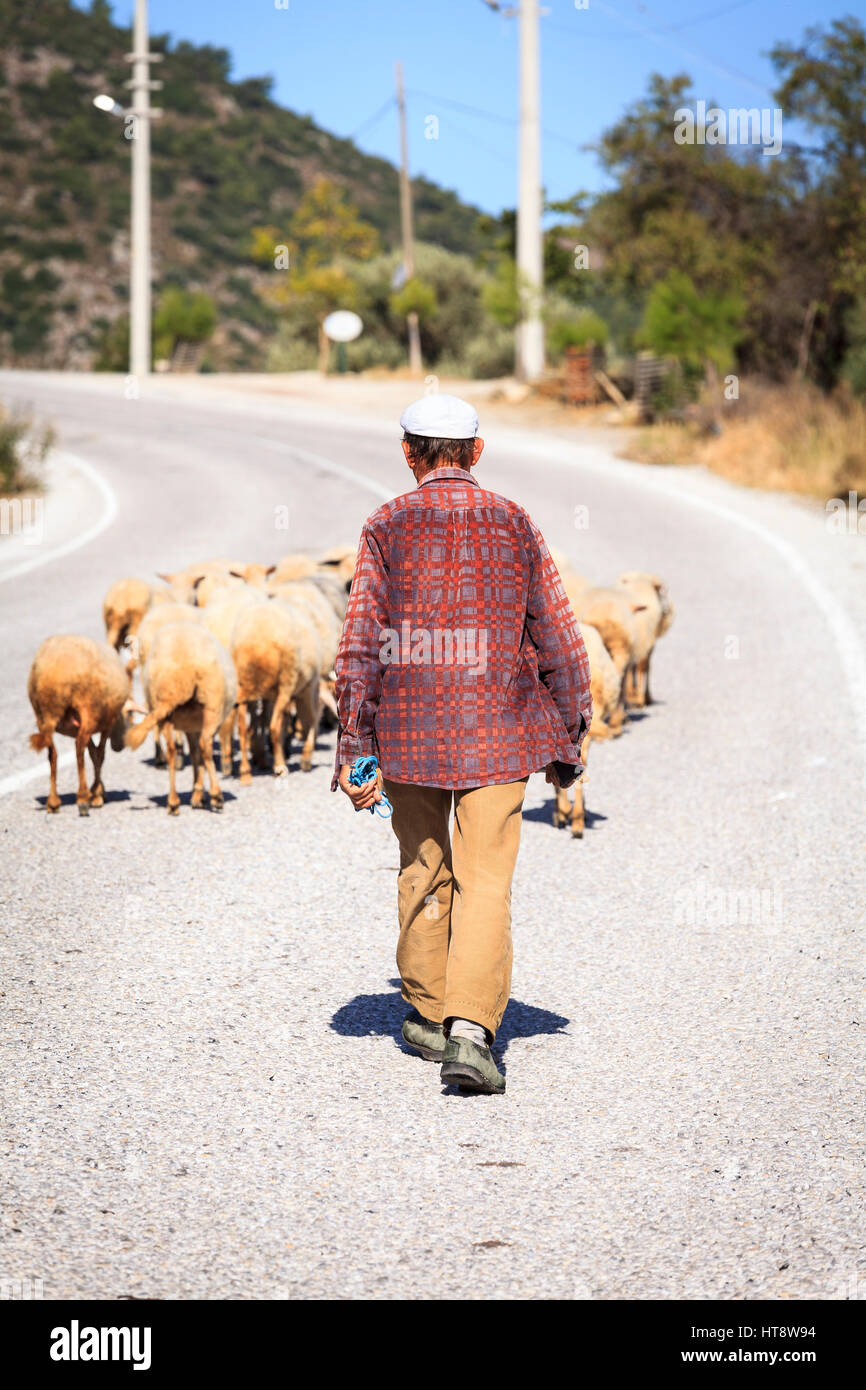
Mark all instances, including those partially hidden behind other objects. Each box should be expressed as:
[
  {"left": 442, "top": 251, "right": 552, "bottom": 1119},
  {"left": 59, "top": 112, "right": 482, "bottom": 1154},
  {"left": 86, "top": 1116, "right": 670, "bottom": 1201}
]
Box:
[
  {"left": 192, "top": 575, "right": 207, "bottom": 589},
  {"left": 156, "top": 572, "right": 174, "bottom": 583},
  {"left": 265, "top": 564, "right": 276, "bottom": 576},
  {"left": 228, "top": 570, "right": 244, "bottom": 580},
  {"left": 630, "top": 602, "right": 648, "bottom": 613}
]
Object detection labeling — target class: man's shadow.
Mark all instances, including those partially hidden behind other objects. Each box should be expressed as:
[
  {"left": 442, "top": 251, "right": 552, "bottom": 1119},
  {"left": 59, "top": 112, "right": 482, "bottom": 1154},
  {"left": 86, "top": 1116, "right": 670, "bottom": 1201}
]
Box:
[{"left": 331, "top": 979, "right": 569, "bottom": 1070}]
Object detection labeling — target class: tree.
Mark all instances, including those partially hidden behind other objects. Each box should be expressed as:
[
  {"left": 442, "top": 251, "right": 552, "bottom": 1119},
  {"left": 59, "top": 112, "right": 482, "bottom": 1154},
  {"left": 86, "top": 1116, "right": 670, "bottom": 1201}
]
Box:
[
  {"left": 268, "top": 179, "right": 379, "bottom": 371},
  {"left": 153, "top": 289, "right": 217, "bottom": 362},
  {"left": 390, "top": 276, "right": 437, "bottom": 341},
  {"left": 641, "top": 270, "right": 743, "bottom": 382},
  {"left": 771, "top": 18, "right": 866, "bottom": 380}
]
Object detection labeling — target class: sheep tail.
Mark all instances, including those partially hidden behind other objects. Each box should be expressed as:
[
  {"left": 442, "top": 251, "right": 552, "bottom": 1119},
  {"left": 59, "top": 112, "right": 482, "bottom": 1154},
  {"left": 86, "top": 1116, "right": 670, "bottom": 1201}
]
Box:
[
  {"left": 29, "top": 731, "right": 51, "bottom": 753},
  {"left": 125, "top": 703, "right": 168, "bottom": 750}
]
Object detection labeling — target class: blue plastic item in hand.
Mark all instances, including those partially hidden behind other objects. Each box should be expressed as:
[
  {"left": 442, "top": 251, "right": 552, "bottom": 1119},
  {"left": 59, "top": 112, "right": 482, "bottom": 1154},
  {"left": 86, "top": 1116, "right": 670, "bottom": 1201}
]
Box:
[{"left": 348, "top": 754, "right": 393, "bottom": 818}]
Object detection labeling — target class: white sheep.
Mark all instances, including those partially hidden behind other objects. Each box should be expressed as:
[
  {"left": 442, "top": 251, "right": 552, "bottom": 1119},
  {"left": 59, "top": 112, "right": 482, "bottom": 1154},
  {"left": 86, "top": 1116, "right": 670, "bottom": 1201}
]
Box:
[{"left": 615, "top": 571, "right": 675, "bottom": 706}]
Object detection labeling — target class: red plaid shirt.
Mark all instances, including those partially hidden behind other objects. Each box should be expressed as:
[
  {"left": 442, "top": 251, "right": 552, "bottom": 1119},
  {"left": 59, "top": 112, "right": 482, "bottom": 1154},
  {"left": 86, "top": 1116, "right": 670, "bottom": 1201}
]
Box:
[{"left": 332, "top": 465, "right": 592, "bottom": 790}]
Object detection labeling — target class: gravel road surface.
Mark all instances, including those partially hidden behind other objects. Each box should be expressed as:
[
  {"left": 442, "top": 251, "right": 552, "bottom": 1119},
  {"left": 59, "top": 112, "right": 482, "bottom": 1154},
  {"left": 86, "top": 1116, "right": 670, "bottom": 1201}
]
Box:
[{"left": 1, "top": 370, "right": 863, "bottom": 1301}]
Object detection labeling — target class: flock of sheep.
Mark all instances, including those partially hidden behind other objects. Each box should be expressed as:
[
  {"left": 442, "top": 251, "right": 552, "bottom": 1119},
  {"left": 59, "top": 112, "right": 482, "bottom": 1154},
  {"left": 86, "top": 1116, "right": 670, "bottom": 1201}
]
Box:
[
  {"left": 547, "top": 550, "right": 675, "bottom": 837},
  {"left": 26, "top": 536, "right": 673, "bottom": 837},
  {"left": 27, "top": 547, "right": 354, "bottom": 815}
]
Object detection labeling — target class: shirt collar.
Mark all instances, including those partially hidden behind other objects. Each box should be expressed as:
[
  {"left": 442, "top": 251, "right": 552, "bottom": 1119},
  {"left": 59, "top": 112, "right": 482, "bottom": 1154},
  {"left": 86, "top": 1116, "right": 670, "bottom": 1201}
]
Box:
[{"left": 416, "top": 466, "right": 480, "bottom": 489}]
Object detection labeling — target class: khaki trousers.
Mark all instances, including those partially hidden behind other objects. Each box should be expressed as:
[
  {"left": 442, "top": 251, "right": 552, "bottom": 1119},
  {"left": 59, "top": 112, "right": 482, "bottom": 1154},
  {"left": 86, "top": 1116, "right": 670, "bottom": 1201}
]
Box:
[{"left": 382, "top": 776, "right": 529, "bottom": 1041}]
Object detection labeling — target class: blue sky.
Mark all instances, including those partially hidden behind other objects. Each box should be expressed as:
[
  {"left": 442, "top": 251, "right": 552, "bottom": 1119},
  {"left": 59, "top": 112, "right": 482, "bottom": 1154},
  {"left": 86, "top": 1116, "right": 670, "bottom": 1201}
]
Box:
[{"left": 98, "top": 0, "right": 865, "bottom": 215}]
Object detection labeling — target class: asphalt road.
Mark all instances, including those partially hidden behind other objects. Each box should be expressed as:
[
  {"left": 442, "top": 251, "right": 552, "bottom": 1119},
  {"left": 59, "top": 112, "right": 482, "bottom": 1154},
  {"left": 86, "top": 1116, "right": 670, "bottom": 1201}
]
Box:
[{"left": 1, "top": 371, "right": 864, "bottom": 1301}]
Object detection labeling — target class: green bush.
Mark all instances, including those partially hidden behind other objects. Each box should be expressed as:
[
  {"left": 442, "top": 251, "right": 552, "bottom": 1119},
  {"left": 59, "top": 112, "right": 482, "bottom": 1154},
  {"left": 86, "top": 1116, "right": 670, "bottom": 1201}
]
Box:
[
  {"left": 0, "top": 406, "right": 54, "bottom": 494},
  {"left": 547, "top": 307, "right": 610, "bottom": 359},
  {"left": 640, "top": 270, "right": 743, "bottom": 374}
]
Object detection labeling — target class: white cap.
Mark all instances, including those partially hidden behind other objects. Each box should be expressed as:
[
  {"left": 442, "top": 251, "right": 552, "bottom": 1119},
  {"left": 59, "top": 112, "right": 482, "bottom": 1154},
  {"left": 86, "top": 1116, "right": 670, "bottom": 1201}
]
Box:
[{"left": 400, "top": 393, "right": 479, "bottom": 439}]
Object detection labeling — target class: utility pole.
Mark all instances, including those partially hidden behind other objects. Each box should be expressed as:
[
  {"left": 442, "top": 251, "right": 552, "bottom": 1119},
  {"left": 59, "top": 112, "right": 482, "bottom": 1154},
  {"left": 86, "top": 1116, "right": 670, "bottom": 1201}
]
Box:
[
  {"left": 125, "top": 0, "right": 161, "bottom": 379},
  {"left": 516, "top": 0, "right": 544, "bottom": 381},
  {"left": 394, "top": 61, "right": 422, "bottom": 375}
]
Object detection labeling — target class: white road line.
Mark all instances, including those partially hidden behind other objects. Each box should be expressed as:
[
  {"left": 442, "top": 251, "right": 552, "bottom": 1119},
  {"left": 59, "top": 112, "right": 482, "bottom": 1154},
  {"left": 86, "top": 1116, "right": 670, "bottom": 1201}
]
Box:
[
  {"left": 0, "top": 750, "right": 76, "bottom": 797},
  {"left": 0, "top": 450, "right": 118, "bottom": 584},
  {"left": 254, "top": 435, "right": 394, "bottom": 502}
]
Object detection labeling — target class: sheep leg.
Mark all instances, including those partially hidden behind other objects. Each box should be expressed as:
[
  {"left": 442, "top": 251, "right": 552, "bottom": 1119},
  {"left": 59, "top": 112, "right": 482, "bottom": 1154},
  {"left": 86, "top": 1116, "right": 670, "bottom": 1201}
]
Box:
[
  {"left": 88, "top": 733, "right": 108, "bottom": 808},
  {"left": 45, "top": 732, "right": 61, "bottom": 814},
  {"left": 189, "top": 733, "right": 205, "bottom": 809},
  {"left": 570, "top": 781, "right": 585, "bottom": 838},
  {"left": 75, "top": 727, "right": 92, "bottom": 816},
  {"left": 270, "top": 690, "right": 291, "bottom": 777},
  {"left": 624, "top": 663, "right": 638, "bottom": 704},
  {"left": 163, "top": 719, "right": 180, "bottom": 815},
  {"left": 154, "top": 730, "right": 167, "bottom": 767},
  {"left": 642, "top": 656, "right": 653, "bottom": 705},
  {"left": 237, "top": 701, "right": 252, "bottom": 785},
  {"left": 608, "top": 701, "right": 627, "bottom": 736},
  {"left": 294, "top": 677, "right": 320, "bottom": 773},
  {"left": 630, "top": 658, "right": 648, "bottom": 708},
  {"left": 552, "top": 784, "right": 571, "bottom": 829},
  {"left": 251, "top": 700, "right": 269, "bottom": 770},
  {"left": 218, "top": 708, "right": 235, "bottom": 776},
  {"left": 199, "top": 712, "right": 224, "bottom": 812},
  {"left": 570, "top": 739, "right": 590, "bottom": 839}
]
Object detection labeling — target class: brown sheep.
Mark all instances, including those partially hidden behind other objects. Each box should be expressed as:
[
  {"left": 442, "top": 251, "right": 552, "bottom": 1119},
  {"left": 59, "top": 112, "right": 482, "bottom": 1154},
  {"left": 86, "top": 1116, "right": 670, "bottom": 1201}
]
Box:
[
  {"left": 102, "top": 577, "right": 172, "bottom": 651},
  {"left": 129, "top": 601, "right": 206, "bottom": 768},
  {"left": 230, "top": 602, "right": 321, "bottom": 781},
  {"left": 128, "top": 601, "right": 205, "bottom": 673},
  {"left": 200, "top": 587, "right": 267, "bottom": 775},
  {"left": 228, "top": 563, "right": 276, "bottom": 591},
  {"left": 125, "top": 623, "right": 237, "bottom": 814},
  {"left": 269, "top": 579, "right": 342, "bottom": 731},
  {"left": 156, "top": 559, "right": 247, "bottom": 606},
  {"left": 316, "top": 544, "right": 357, "bottom": 587},
  {"left": 552, "top": 622, "right": 621, "bottom": 840},
  {"left": 576, "top": 586, "right": 647, "bottom": 735},
  {"left": 28, "top": 636, "right": 139, "bottom": 815},
  {"left": 616, "top": 571, "right": 675, "bottom": 706},
  {"left": 270, "top": 551, "right": 318, "bottom": 584}
]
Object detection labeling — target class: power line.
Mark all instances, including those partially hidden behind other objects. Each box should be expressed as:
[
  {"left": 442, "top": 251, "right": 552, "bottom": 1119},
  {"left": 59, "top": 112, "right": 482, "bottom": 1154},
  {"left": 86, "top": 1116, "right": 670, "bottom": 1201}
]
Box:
[
  {"left": 590, "top": 0, "right": 771, "bottom": 96},
  {"left": 664, "top": 0, "right": 760, "bottom": 34},
  {"left": 408, "top": 88, "right": 579, "bottom": 151},
  {"left": 348, "top": 96, "right": 395, "bottom": 143}
]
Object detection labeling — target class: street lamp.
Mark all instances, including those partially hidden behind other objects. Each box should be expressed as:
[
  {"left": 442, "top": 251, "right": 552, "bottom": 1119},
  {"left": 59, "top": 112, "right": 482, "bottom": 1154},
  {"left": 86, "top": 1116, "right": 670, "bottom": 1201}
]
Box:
[
  {"left": 91, "top": 0, "right": 162, "bottom": 380},
  {"left": 92, "top": 94, "right": 124, "bottom": 116}
]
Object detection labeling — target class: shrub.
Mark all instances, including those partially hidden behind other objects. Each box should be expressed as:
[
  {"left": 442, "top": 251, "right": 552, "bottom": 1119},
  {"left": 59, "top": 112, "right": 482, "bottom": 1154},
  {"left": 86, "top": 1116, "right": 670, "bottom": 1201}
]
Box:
[{"left": 0, "top": 405, "right": 54, "bottom": 494}]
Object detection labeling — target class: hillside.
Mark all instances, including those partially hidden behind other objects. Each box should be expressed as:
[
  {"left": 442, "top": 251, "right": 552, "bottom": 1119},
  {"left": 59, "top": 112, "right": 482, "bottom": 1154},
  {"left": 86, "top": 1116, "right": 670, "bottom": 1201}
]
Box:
[{"left": 0, "top": 0, "right": 499, "bottom": 370}]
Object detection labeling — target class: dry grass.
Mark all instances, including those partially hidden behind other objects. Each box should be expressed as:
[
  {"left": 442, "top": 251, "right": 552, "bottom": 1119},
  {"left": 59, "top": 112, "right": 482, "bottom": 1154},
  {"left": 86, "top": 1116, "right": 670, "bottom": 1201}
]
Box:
[{"left": 625, "top": 379, "right": 866, "bottom": 500}]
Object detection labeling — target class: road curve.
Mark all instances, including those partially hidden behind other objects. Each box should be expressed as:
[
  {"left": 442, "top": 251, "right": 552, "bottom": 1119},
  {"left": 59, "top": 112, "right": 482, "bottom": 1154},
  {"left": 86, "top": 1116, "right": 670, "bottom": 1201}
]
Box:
[{"left": 0, "top": 371, "right": 863, "bottom": 1301}]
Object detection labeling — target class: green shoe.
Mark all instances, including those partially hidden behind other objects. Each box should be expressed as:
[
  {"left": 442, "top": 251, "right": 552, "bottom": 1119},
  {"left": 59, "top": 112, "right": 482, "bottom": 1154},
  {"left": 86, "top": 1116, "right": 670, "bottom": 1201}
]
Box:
[
  {"left": 401, "top": 1009, "right": 446, "bottom": 1061},
  {"left": 440, "top": 1036, "right": 506, "bottom": 1095}
]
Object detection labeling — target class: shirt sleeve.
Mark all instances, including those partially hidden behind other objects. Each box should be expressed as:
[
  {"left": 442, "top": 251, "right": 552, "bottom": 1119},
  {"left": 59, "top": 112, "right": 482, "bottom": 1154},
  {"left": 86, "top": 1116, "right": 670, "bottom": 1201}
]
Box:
[
  {"left": 331, "top": 521, "right": 390, "bottom": 790},
  {"left": 523, "top": 519, "right": 593, "bottom": 764}
]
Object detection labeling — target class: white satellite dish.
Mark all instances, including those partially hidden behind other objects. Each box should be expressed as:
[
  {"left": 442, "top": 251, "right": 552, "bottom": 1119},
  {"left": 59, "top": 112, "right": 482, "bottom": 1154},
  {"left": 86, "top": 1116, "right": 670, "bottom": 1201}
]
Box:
[{"left": 323, "top": 310, "right": 363, "bottom": 343}]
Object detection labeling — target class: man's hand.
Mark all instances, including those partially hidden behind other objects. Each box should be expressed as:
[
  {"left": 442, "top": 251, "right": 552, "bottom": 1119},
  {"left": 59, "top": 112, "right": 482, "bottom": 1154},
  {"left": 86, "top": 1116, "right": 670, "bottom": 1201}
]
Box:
[{"left": 338, "top": 762, "right": 383, "bottom": 812}]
